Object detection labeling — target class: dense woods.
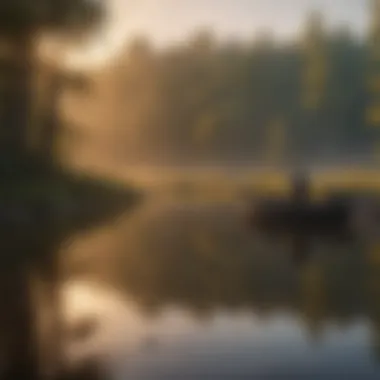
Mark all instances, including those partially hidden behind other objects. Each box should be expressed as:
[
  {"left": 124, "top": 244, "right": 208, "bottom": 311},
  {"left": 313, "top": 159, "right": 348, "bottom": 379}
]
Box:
[{"left": 102, "top": 9, "right": 380, "bottom": 166}]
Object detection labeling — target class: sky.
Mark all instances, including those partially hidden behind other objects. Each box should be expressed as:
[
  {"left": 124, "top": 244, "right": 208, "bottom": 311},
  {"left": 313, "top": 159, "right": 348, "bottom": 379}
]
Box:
[{"left": 67, "top": 0, "right": 370, "bottom": 68}]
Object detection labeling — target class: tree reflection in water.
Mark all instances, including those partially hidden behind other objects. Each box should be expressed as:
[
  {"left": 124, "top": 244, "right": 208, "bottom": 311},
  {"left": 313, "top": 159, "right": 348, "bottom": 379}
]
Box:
[
  {"left": 0, "top": 194, "right": 139, "bottom": 380},
  {"left": 3, "top": 200, "right": 380, "bottom": 379},
  {"left": 63, "top": 201, "right": 380, "bottom": 362}
]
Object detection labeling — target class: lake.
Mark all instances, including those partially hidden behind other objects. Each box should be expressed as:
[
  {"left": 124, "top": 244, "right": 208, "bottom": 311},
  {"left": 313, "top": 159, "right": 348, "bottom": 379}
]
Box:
[{"left": 2, "top": 199, "right": 380, "bottom": 379}]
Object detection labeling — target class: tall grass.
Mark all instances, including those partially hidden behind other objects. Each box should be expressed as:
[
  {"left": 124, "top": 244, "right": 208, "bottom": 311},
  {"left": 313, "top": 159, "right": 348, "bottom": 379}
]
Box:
[{"left": 141, "top": 168, "right": 380, "bottom": 202}]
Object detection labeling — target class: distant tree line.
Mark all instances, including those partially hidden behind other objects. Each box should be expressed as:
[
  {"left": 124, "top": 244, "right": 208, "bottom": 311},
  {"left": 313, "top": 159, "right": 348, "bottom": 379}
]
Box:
[{"left": 112, "top": 9, "right": 380, "bottom": 166}]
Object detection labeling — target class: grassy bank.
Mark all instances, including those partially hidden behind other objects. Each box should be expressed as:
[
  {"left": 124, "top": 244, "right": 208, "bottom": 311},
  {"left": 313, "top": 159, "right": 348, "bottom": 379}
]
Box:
[
  {"left": 0, "top": 156, "right": 143, "bottom": 230},
  {"left": 148, "top": 167, "right": 380, "bottom": 202}
]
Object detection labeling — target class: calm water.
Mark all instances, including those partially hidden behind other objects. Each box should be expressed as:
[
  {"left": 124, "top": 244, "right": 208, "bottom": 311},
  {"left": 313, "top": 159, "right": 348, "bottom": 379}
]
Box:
[{"left": 3, "top": 200, "right": 380, "bottom": 379}]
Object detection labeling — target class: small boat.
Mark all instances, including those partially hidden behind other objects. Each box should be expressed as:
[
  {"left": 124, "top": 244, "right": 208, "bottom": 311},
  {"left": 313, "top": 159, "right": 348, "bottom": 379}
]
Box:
[
  {"left": 250, "top": 197, "right": 350, "bottom": 233},
  {"left": 248, "top": 173, "right": 380, "bottom": 235}
]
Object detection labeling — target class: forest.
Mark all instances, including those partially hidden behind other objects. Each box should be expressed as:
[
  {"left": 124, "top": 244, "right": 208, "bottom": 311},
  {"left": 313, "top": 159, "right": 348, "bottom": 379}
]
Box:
[{"left": 108, "top": 10, "right": 380, "bottom": 167}]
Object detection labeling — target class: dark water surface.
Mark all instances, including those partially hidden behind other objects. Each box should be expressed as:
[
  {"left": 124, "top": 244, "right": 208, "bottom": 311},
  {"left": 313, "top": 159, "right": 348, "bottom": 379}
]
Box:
[{"left": 3, "top": 200, "right": 380, "bottom": 379}]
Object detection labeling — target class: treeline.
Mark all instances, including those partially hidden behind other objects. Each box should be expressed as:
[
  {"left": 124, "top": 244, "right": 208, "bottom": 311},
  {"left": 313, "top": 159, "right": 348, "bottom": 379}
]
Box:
[{"left": 110, "top": 12, "right": 378, "bottom": 166}]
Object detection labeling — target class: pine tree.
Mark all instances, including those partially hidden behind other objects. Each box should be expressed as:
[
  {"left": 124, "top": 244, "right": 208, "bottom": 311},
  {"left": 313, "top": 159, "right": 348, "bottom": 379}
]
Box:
[
  {"left": 0, "top": 0, "right": 103, "bottom": 161},
  {"left": 300, "top": 11, "right": 328, "bottom": 157},
  {"left": 366, "top": 0, "right": 380, "bottom": 162}
]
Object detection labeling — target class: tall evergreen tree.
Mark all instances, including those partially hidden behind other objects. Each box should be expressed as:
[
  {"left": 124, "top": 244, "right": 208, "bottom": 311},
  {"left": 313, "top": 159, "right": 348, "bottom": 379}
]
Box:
[
  {"left": 367, "top": 0, "right": 380, "bottom": 159},
  {"left": 300, "top": 11, "right": 328, "bottom": 157},
  {"left": 0, "top": 0, "right": 103, "bottom": 163}
]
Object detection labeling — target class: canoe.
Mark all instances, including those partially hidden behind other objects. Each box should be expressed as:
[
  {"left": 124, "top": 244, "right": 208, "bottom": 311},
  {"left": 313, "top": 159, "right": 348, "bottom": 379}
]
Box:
[{"left": 248, "top": 193, "right": 363, "bottom": 234}]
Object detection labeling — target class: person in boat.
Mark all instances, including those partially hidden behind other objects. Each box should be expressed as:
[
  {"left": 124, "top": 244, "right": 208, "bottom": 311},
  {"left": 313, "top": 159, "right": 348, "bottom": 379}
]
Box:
[{"left": 290, "top": 171, "right": 311, "bottom": 206}]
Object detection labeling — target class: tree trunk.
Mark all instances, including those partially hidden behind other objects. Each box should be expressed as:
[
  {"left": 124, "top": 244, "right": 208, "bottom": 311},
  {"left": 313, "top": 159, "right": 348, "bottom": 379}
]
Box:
[{"left": 0, "top": 33, "right": 34, "bottom": 156}]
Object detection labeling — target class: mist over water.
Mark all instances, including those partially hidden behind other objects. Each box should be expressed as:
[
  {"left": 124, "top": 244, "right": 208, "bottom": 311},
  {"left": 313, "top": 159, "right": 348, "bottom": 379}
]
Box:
[
  {"left": 51, "top": 200, "right": 380, "bottom": 379},
  {"left": 1, "top": 1, "right": 380, "bottom": 380}
]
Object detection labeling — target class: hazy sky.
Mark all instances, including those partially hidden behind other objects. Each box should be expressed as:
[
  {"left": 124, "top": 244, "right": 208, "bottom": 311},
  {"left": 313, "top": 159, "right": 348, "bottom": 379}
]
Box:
[{"left": 68, "top": 0, "right": 370, "bottom": 68}]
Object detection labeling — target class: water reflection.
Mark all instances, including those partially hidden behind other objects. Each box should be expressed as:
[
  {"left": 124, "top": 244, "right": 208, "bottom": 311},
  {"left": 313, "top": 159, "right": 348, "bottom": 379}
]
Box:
[
  {"left": 56, "top": 200, "right": 380, "bottom": 379},
  {"left": 0, "top": 196, "right": 138, "bottom": 380},
  {"left": 3, "top": 200, "right": 380, "bottom": 379}
]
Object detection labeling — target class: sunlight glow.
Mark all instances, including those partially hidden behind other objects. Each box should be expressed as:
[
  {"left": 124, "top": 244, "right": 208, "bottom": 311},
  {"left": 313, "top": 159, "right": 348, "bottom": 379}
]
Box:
[{"left": 65, "top": 0, "right": 368, "bottom": 69}]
